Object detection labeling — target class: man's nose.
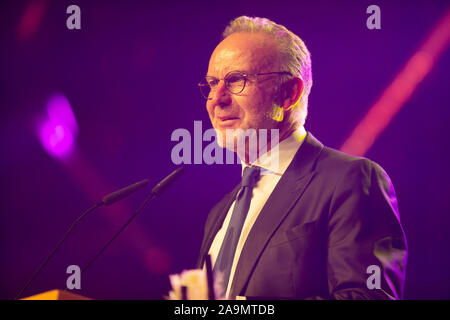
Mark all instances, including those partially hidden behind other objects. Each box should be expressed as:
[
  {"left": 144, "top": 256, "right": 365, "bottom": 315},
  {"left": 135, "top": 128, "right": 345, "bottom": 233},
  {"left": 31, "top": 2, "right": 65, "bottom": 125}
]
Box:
[{"left": 211, "top": 80, "right": 232, "bottom": 107}]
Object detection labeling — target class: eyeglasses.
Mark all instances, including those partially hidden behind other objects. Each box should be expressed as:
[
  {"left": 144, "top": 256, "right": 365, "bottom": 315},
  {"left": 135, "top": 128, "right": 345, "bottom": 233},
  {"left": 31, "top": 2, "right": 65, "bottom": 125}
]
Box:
[{"left": 198, "top": 70, "right": 292, "bottom": 100}]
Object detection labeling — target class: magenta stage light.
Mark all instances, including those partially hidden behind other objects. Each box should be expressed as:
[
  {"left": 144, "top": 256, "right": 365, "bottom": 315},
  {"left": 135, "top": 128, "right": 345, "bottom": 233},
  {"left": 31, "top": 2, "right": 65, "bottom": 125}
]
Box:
[
  {"left": 38, "top": 93, "right": 78, "bottom": 159},
  {"left": 46, "top": 94, "right": 79, "bottom": 136},
  {"left": 39, "top": 121, "right": 74, "bottom": 158}
]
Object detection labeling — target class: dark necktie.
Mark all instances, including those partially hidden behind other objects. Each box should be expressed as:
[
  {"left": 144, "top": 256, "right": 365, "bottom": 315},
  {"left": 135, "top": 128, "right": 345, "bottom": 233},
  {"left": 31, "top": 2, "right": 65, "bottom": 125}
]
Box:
[{"left": 213, "top": 165, "right": 261, "bottom": 298}]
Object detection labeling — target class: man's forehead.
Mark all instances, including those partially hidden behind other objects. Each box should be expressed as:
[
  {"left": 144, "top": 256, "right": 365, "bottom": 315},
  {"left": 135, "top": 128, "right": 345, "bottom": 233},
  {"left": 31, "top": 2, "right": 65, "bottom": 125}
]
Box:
[
  {"left": 208, "top": 50, "right": 251, "bottom": 76},
  {"left": 207, "top": 32, "right": 279, "bottom": 76}
]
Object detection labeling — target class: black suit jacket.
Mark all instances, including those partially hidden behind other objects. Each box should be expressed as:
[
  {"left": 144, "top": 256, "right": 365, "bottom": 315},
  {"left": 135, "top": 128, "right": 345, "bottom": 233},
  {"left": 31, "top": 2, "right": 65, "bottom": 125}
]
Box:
[{"left": 197, "top": 133, "right": 407, "bottom": 300}]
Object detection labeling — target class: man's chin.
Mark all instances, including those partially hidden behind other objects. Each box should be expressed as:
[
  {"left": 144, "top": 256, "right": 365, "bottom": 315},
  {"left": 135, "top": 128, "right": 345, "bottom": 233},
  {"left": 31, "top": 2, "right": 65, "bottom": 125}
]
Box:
[
  {"left": 215, "top": 130, "right": 235, "bottom": 150},
  {"left": 213, "top": 128, "right": 237, "bottom": 149},
  {"left": 215, "top": 127, "right": 256, "bottom": 155}
]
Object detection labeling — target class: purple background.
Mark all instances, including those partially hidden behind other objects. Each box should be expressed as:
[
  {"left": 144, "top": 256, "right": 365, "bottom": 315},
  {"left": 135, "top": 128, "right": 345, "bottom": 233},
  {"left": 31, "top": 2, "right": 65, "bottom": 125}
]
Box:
[{"left": 1, "top": 0, "right": 449, "bottom": 299}]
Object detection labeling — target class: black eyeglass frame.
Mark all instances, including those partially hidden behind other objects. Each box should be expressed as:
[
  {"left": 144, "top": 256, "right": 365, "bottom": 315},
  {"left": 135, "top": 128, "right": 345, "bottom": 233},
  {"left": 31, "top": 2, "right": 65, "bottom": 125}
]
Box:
[{"left": 198, "top": 70, "right": 292, "bottom": 100}]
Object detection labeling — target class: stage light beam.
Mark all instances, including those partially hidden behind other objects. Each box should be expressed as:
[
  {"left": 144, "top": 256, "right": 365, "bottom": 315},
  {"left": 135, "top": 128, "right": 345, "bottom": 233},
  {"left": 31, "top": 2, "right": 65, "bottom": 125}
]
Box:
[{"left": 340, "top": 7, "right": 450, "bottom": 156}]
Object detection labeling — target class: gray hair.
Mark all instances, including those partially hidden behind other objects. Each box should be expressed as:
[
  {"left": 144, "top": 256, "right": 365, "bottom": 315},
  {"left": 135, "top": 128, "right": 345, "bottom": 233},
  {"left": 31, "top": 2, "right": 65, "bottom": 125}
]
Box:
[{"left": 222, "top": 16, "right": 312, "bottom": 126}]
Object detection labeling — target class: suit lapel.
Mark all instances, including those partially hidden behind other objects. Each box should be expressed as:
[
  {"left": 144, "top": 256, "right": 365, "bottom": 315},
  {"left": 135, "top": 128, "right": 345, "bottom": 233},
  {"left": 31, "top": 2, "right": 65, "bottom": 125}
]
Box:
[
  {"left": 196, "top": 183, "right": 241, "bottom": 268},
  {"left": 229, "top": 133, "right": 324, "bottom": 298}
]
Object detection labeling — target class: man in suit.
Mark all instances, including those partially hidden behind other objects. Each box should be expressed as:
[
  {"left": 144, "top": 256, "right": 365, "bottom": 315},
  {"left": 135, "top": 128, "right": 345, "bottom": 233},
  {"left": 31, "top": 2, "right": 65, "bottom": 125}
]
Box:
[{"left": 196, "top": 16, "right": 407, "bottom": 300}]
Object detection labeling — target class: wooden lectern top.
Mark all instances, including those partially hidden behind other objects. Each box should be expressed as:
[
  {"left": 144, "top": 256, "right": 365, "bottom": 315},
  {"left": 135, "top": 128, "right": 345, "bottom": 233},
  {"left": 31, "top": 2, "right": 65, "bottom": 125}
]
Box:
[{"left": 22, "top": 289, "right": 91, "bottom": 300}]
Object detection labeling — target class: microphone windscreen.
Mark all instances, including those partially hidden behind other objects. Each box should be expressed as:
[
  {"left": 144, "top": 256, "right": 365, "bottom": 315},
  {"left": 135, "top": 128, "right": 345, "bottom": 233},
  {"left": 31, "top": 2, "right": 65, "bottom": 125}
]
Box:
[
  {"left": 151, "top": 167, "right": 184, "bottom": 196},
  {"left": 102, "top": 179, "right": 149, "bottom": 206}
]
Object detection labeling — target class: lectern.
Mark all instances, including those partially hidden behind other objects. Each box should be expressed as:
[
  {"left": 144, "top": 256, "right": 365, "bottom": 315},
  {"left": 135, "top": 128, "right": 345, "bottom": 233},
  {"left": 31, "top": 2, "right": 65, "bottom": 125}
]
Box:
[{"left": 22, "top": 289, "right": 91, "bottom": 300}]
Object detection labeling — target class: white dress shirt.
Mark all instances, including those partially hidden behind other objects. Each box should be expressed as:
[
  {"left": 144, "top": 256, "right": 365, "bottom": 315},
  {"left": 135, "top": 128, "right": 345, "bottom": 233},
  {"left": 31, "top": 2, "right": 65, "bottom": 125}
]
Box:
[{"left": 207, "top": 126, "right": 307, "bottom": 298}]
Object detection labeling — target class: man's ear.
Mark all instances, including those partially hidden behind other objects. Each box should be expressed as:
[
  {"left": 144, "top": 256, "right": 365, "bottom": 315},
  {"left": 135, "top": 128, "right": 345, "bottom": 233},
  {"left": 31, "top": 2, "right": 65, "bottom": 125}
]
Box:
[{"left": 282, "top": 77, "right": 303, "bottom": 111}]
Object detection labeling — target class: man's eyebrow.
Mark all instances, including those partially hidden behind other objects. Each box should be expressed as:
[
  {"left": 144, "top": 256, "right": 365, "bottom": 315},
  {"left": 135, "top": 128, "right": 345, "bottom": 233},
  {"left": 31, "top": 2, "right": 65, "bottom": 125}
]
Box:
[{"left": 205, "top": 70, "right": 248, "bottom": 78}]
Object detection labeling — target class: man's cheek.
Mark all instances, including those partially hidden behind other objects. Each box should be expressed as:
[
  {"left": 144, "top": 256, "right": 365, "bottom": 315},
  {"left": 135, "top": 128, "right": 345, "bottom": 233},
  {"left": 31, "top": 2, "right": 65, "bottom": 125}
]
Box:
[{"left": 207, "top": 108, "right": 215, "bottom": 122}]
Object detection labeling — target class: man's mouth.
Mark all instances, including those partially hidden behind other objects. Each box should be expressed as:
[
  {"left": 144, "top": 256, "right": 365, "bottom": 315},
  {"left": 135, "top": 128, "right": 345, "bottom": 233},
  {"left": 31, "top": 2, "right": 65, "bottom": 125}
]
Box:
[
  {"left": 217, "top": 116, "right": 240, "bottom": 127},
  {"left": 218, "top": 116, "right": 239, "bottom": 122}
]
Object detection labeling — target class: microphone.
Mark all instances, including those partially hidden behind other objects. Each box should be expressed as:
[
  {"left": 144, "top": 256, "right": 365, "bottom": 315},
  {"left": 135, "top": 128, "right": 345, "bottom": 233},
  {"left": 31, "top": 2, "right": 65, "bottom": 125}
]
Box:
[
  {"left": 102, "top": 179, "right": 149, "bottom": 205},
  {"left": 81, "top": 167, "right": 184, "bottom": 276},
  {"left": 151, "top": 167, "right": 185, "bottom": 196},
  {"left": 15, "top": 179, "right": 149, "bottom": 300}
]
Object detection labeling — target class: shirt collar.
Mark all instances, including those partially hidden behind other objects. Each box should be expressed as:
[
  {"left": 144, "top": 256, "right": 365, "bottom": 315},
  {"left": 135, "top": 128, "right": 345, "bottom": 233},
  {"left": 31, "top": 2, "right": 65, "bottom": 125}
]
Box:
[{"left": 241, "top": 126, "right": 307, "bottom": 176}]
